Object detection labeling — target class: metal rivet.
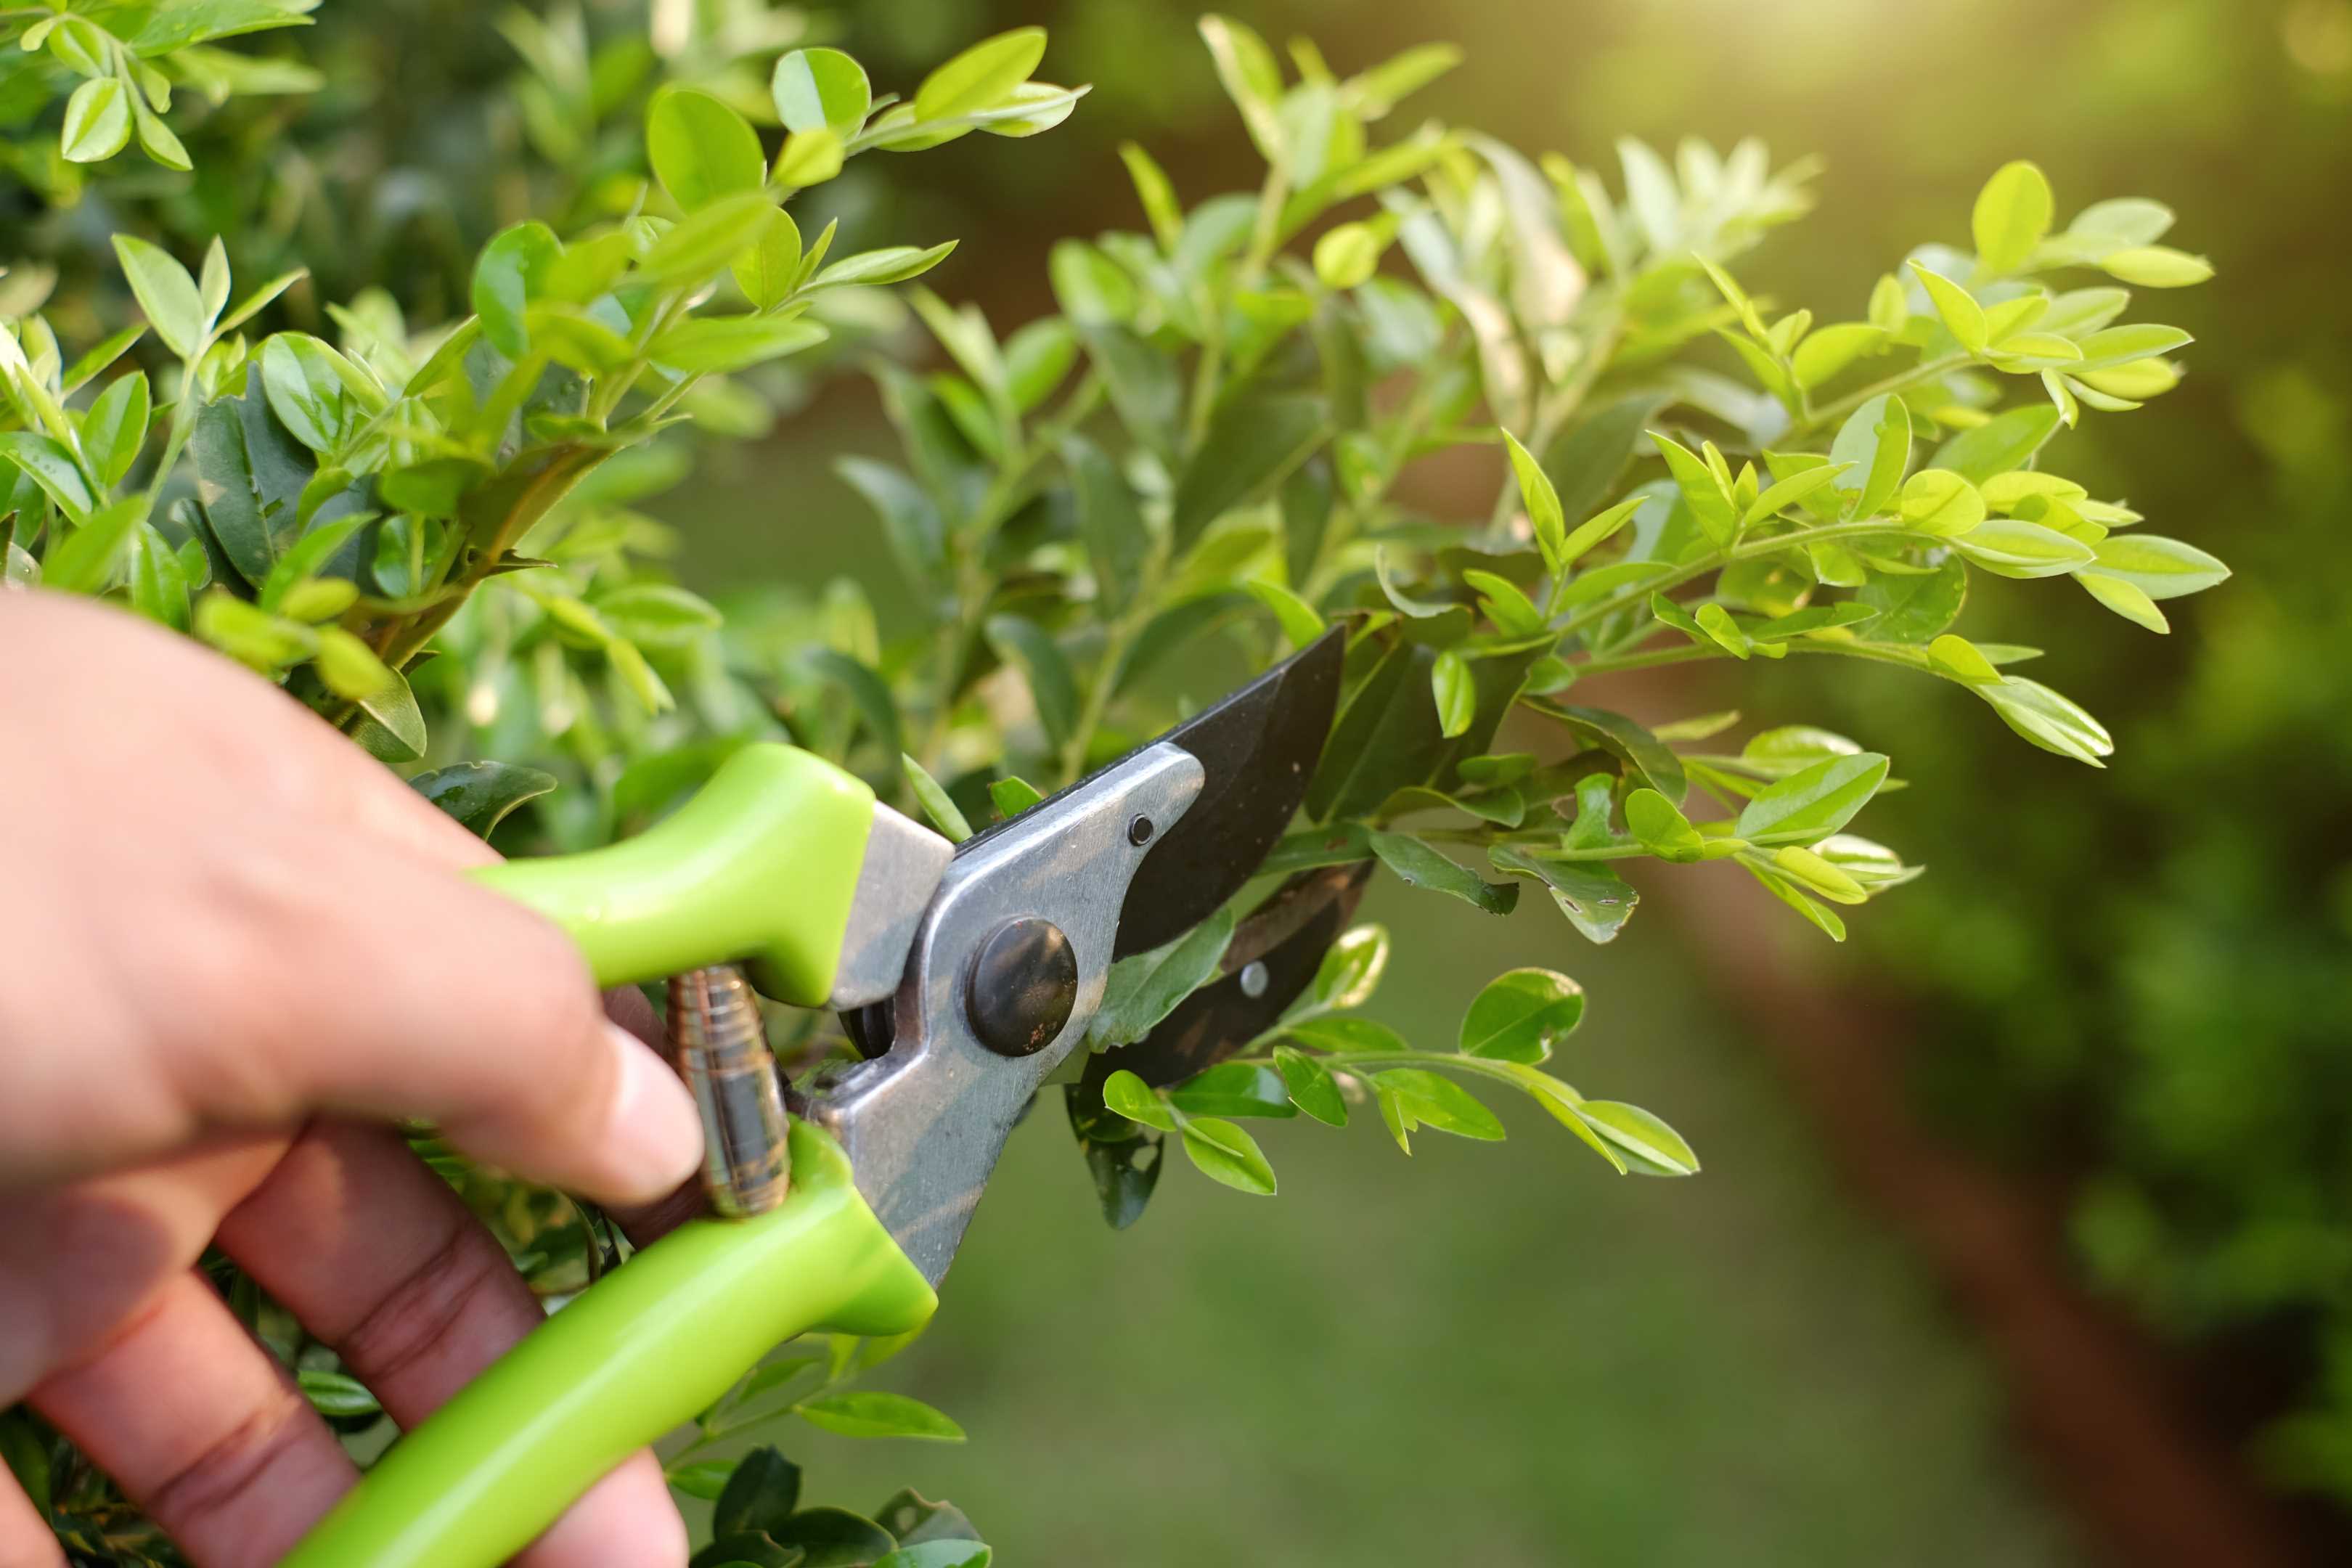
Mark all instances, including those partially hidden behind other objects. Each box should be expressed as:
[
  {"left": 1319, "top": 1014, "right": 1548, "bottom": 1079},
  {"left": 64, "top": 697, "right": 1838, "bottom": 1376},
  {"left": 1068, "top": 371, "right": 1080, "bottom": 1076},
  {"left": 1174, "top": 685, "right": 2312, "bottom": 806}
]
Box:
[
  {"left": 1238, "top": 960, "right": 1270, "bottom": 999},
  {"left": 1127, "top": 814, "right": 1154, "bottom": 846},
  {"left": 965, "top": 918, "right": 1079, "bottom": 1057}
]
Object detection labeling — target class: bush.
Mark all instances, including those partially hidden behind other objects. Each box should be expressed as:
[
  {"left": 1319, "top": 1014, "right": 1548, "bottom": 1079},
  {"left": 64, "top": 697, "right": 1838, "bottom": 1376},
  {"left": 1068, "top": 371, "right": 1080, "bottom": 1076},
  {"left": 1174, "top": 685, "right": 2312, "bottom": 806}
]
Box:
[{"left": 0, "top": 4, "right": 2225, "bottom": 1561}]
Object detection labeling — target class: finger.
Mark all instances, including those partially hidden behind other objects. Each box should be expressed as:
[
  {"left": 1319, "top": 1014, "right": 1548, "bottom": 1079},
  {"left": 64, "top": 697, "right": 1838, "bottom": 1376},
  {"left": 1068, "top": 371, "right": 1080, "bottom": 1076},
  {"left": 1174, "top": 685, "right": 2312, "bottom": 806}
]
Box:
[
  {"left": 108, "top": 822, "right": 702, "bottom": 1208},
  {"left": 216, "top": 1122, "right": 685, "bottom": 1568},
  {"left": 0, "top": 1467, "right": 66, "bottom": 1568},
  {"left": 30, "top": 1272, "right": 355, "bottom": 1568}
]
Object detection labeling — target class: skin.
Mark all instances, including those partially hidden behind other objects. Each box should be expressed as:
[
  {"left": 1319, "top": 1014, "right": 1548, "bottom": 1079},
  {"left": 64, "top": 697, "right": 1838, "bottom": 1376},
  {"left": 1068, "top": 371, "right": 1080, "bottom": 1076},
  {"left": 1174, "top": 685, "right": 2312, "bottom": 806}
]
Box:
[{"left": 0, "top": 591, "right": 711, "bottom": 1568}]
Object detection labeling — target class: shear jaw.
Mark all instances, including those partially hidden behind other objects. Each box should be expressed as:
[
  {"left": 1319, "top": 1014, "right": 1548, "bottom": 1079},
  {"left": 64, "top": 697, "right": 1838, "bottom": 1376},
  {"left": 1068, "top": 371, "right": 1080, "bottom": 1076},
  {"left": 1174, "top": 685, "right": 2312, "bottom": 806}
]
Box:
[{"left": 798, "top": 743, "right": 1206, "bottom": 1286}]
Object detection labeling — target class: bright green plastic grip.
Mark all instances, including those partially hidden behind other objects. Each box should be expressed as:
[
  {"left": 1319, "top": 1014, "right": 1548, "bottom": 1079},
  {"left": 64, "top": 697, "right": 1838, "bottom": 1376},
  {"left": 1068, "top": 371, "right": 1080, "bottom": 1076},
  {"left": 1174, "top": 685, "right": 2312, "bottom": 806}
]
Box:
[
  {"left": 469, "top": 743, "right": 876, "bottom": 1003},
  {"left": 279, "top": 1123, "right": 935, "bottom": 1568}
]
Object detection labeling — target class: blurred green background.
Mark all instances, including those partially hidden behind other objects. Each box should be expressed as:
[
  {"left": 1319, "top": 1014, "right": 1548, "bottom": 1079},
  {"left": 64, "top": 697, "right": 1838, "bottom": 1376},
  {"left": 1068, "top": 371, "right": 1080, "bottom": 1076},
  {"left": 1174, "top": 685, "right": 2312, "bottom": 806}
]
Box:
[{"left": 650, "top": 0, "right": 2352, "bottom": 1561}]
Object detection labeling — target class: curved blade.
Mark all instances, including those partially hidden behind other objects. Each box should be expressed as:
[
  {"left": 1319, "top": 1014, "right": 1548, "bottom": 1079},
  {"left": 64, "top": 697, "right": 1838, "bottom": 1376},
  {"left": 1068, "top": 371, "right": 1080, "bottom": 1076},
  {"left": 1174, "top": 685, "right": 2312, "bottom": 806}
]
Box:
[
  {"left": 1111, "top": 626, "right": 1345, "bottom": 957},
  {"left": 1094, "top": 859, "right": 1373, "bottom": 1089}
]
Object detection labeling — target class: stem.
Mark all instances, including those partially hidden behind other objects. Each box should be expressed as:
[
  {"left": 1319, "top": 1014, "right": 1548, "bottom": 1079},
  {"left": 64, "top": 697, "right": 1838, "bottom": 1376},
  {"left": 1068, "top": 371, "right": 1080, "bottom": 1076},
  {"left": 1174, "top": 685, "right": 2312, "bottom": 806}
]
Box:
[
  {"left": 1551, "top": 518, "right": 1914, "bottom": 643},
  {"left": 1790, "top": 353, "right": 1968, "bottom": 437}
]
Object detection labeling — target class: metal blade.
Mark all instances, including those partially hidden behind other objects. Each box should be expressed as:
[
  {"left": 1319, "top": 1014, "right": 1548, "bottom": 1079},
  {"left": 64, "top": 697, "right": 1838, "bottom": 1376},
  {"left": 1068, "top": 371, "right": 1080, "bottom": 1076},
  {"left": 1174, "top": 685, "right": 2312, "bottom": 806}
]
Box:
[
  {"left": 1111, "top": 626, "right": 1346, "bottom": 957},
  {"left": 1093, "top": 859, "right": 1373, "bottom": 1089}
]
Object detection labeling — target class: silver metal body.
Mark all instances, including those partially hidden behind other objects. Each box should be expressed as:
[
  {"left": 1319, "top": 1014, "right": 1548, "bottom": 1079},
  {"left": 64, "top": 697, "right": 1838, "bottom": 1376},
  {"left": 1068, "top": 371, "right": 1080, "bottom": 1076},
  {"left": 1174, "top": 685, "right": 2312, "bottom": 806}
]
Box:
[
  {"left": 667, "top": 965, "right": 791, "bottom": 1217},
  {"left": 799, "top": 743, "right": 1205, "bottom": 1285},
  {"left": 829, "top": 804, "right": 956, "bottom": 1009}
]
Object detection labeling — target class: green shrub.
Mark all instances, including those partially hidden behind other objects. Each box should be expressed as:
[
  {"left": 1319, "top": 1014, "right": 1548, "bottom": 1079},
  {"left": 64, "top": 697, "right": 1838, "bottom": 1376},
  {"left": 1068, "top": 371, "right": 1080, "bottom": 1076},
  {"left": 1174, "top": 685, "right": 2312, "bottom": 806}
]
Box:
[{"left": 0, "top": 4, "right": 2225, "bottom": 1561}]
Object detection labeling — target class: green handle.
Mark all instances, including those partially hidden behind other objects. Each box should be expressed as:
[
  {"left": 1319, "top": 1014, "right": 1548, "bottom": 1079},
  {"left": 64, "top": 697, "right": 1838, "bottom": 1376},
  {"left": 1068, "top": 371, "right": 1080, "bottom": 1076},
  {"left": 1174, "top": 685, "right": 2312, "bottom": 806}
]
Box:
[
  {"left": 470, "top": 743, "right": 877, "bottom": 1003},
  {"left": 279, "top": 1123, "right": 935, "bottom": 1568}
]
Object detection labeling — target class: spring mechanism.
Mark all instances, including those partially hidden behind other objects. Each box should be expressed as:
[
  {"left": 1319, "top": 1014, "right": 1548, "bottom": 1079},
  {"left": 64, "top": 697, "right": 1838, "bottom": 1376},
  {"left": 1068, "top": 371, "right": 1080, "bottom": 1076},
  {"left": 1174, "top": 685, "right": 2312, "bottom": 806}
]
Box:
[{"left": 666, "top": 965, "right": 791, "bottom": 1217}]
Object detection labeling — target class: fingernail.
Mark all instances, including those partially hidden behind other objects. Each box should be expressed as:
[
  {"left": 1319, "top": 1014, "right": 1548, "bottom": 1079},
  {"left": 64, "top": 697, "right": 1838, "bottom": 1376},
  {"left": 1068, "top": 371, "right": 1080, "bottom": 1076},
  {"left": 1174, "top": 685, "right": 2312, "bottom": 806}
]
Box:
[{"left": 600, "top": 1023, "right": 704, "bottom": 1202}]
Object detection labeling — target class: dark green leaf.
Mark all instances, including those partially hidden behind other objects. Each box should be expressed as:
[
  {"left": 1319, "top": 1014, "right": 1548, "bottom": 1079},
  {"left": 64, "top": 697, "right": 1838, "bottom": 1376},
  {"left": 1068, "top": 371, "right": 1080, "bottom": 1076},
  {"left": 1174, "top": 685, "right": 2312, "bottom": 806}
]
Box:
[
  {"left": 1490, "top": 846, "right": 1639, "bottom": 943},
  {"left": 1170, "top": 392, "right": 1326, "bottom": 547},
  {"left": 900, "top": 754, "right": 972, "bottom": 842},
  {"left": 715, "top": 1448, "right": 804, "bottom": 1539},
  {"left": 1090, "top": 906, "right": 1238, "bottom": 1048},
  {"left": 409, "top": 762, "right": 558, "bottom": 838},
  {"left": 1168, "top": 1062, "right": 1299, "bottom": 1119},
  {"left": 1066, "top": 1082, "right": 1164, "bottom": 1229},
  {"left": 1061, "top": 433, "right": 1148, "bottom": 616},
  {"left": 1855, "top": 557, "right": 1967, "bottom": 643},
  {"left": 471, "top": 221, "right": 560, "bottom": 359},
  {"left": 296, "top": 1368, "right": 381, "bottom": 1418},
  {"left": 1367, "top": 830, "right": 1518, "bottom": 913},
  {"left": 984, "top": 615, "right": 1079, "bottom": 747}
]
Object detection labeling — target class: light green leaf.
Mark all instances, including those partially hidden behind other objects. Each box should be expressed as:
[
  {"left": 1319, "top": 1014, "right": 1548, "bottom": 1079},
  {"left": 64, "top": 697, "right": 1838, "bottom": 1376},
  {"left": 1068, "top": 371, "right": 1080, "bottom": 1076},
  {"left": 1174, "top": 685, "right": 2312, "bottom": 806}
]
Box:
[
  {"left": 1735, "top": 751, "right": 1890, "bottom": 844},
  {"left": 2087, "top": 534, "right": 2229, "bottom": 599},
  {"left": 1897, "top": 468, "right": 1986, "bottom": 537},
  {"left": 1304, "top": 923, "right": 1389, "bottom": 1011},
  {"left": 1625, "top": 787, "right": 1706, "bottom": 862},
  {"left": 1557, "top": 495, "right": 1645, "bottom": 566},
  {"left": 1930, "top": 404, "right": 2062, "bottom": 483},
  {"left": 1971, "top": 160, "right": 2054, "bottom": 275},
  {"left": 646, "top": 86, "right": 764, "bottom": 211},
  {"left": 2078, "top": 572, "right": 2168, "bottom": 633},
  {"left": 81, "top": 371, "right": 150, "bottom": 487},
  {"left": 1649, "top": 430, "right": 1735, "bottom": 543},
  {"left": 772, "top": 47, "right": 871, "bottom": 136},
  {"left": 1973, "top": 677, "right": 2112, "bottom": 765},
  {"left": 647, "top": 315, "right": 826, "bottom": 374},
  {"left": 1500, "top": 428, "right": 1567, "bottom": 572},
  {"left": 1575, "top": 1101, "right": 1699, "bottom": 1175},
  {"left": 796, "top": 1392, "right": 965, "bottom": 1442},
  {"left": 1458, "top": 968, "right": 1583, "bottom": 1064},
  {"left": 811, "top": 240, "right": 958, "bottom": 290},
  {"left": 984, "top": 613, "right": 1078, "bottom": 747},
  {"left": 1828, "top": 394, "right": 1910, "bottom": 518},
  {"left": 1374, "top": 1069, "right": 1505, "bottom": 1142},
  {"left": 1952, "top": 518, "right": 2096, "bottom": 579},
  {"left": 2100, "top": 245, "right": 2213, "bottom": 287},
  {"left": 1927, "top": 632, "right": 2002, "bottom": 682},
  {"left": 112, "top": 234, "right": 208, "bottom": 359},
  {"left": 62, "top": 76, "right": 131, "bottom": 163},
  {"left": 1909, "top": 262, "right": 1988, "bottom": 355},
  {"left": 900, "top": 753, "right": 972, "bottom": 842},
  {"left": 470, "top": 220, "right": 559, "bottom": 359},
  {"left": 1430, "top": 648, "right": 1475, "bottom": 738},
  {"left": 1242, "top": 579, "right": 1324, "bottom": 647},
  {"left": 913, "top": 28, "right": 1045, "bottom": 122},
  {"left": 1180, "top": 1117, "right": 1278, "bottom": 1194},
  {"left": 639, "top": 192, "right": 780, "bottom": 285}
]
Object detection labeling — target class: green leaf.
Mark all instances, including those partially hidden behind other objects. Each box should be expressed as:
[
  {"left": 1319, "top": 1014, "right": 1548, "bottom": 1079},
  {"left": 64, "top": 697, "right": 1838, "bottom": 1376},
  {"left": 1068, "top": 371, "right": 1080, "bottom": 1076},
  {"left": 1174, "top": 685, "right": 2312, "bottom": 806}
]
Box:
[
  {"left": 1003, "top": 317, "right": 1077, "bottom": 410},
  {"left": 2078, "top": 571, "right": 2167, "bottom": 632},
  {"left": 900, "top": 753, "right": 972, "bottom": 842},
  {"left": 913, "top": 28, "right": 1045, "bottom": 121},
  {"left": 41, "top": 495, "right": 143, "bottom": 592},
  {"left": 1242, "top": 579, "right": 1324, "bottom": 648},
  {"left": 811, "top": 241, "right": 957, "bottom": 290},
  {"left": 1090, "top": 905, "right": 1236, "bottom": 1048},
  {"left": 1647, "top": 430, "right": 1735, "bottom": 543},
  {"left": 1575, "top": 1101, "right": 1699, "bottom": 1175},
  {"left": 1273, "top": 1045, "right": 1347, "bottom": 1125},
  {"left": 1102, "top": 1069, "right": 1176, "bottom": 1131},
  {"left": 1501, "top": 428, "right": 1567, "bottom": 573},
  {"left": 1119, "top": 141, "right": 1184, "bottom": 248},
  {"left": 113, "top": 234, "right": 208, "bottom": 358},
  {"left": 1307, "top": 923, "right": 1389, "bottom": 1010},
  {"left": 714, "top": 1448, "right": 802, "bottom": 1539},
  {"left": 648, "top": 315, "right": 827, "bottom": 374},
  {"left": 1927, "top": 632, "right": 2003, "bottom": 682},
  {"left": 984, "top": 614, "right": 1078, "bottom": 748},
  {"left": 1828, "top": 394, "right": 1910, "bottom": 518},
  {"left": 1734, "top": 751, "right": 1890, "bottom": 844},
  {"left": 1368, "top": 830, "right": 1517, "bottom": 913},
  {"left": 1313, "top": 221, "right": 1385, "bottom": 290},
  {"left": 1180, "top": 1117, "right": 1278, "bottom": 1194},
  {"left": 648, "top": 86, "right": 764, "bottom": 211},
  {"left": 1974, "top": 676, "right": 2112, "bottom": 764},
  {"left": 1951, "top": 518, "right": 2096, "bottom": 579},
  {"left": 1855, "top": 557, "right": 1967, "bottom": 642},
  {"left": 1458, "top": 968, "right": 1585, "bottom": 1065},
  {"left": 595, "top": 583, "right": 723, "bottom": 648},
  {"left": 470, "top": 221, "right": 559, "bottom": 359},
  {"left": 1373, "top": 1069, "right": 1505, "bottom": 1141},
  {"left": 296, "top": 1368, "right": 381, "bottom": 1418},
  {"left": 62, "top": 76, "right": 131, "bottom": 163},
  {"left": 1490, "top": 846, "right": 1638, "bottom": 943},
  {"left": 875, "top": 1544, "right": 992, "bottom": 1568},
  {"left": 1930, "top": 404, "right": 2062, "bottom": 483},
  {"left": 409, "top": 761, "right": 558, "bottom": 838},
  {"left": 1909, "top": 262, "right": 1988, "bottom": 355},
  {"left": 83, "top": 372, "right": 152, "bottom": 489},
  {"left": 1198, "top": 15, "right": 1286, "bottom": 163},
  {"left": 1060, "top": 433, "right": 1148, "bottom": 616},
  {"left": 1789, "top": 323, "right": 1885, "bottom": 391},
  {"left": 1972, "top": 160, "right": 2053, "bottom": 274},
  {"left": 1169, "top": 1062, "right": 1299, "bottom": 1119},
  {"left": 641, "top": 192, "right": 782, "bottom": 285},
  {"left": 2087, "top": 534, "right": 2229, "bottom": 599},
  {"left": 346, "top": 661, "right": 427, "bottom": 762},
  {"left": 1625, "top": 786, "right": 1706, "bottom": 862},
  {"left": 773, "top": 47, "right": 871, "bottom": 136},
  {"left": 1429, "top": 648, "right": 1476, "bottom": 738},
  {"left": 1461, "top": 568, "right": 1545, "bottom": 637},
  {"left": 1740, "top": 461, "right": 1850, "bottom": 527},
  {"left": 1169, "top": 391, "right": 1325, "bottom": 547},
  {"left": 989, "top": 775, "right": 1044, "bottom": 819},
  {"left": 796, "top": 1392, "right": 965, "bottom": 1442},
  {"left": 260, "top": 332, "right": 376, "bottom": 454},
  {"left": 2100, "top": 245, "right": 2213, "bottom": 287},
  {"left": 730, "top": 212, "right": 805, "bottom": 310},
  {"left": 772, "top": 126, "right": 843, "bottom": 187},
  {"left": 1897, "top": 468, "right": 1986, "bottom": 537}
]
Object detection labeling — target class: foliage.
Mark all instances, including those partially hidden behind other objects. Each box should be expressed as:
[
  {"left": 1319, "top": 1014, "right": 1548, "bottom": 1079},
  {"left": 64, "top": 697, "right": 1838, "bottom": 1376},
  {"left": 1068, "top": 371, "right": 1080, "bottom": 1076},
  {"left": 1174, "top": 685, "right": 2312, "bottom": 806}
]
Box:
[{"left": 0, "top": 2, "right": 2225, "bottom": 1561}]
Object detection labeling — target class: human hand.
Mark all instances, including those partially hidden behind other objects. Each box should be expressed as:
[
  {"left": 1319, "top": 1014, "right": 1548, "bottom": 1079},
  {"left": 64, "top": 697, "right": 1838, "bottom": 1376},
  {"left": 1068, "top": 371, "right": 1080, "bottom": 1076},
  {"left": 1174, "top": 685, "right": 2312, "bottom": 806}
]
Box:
[{"left": 0, "top": 592, "right": 706, "bottom": 1568}]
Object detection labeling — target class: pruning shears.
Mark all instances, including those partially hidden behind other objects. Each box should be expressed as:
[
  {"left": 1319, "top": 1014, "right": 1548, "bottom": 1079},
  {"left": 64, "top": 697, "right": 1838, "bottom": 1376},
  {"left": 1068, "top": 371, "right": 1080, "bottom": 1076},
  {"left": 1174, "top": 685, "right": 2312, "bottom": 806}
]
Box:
[{"left": 282, "top": 629, "right": 1356, "bottom": 1568}]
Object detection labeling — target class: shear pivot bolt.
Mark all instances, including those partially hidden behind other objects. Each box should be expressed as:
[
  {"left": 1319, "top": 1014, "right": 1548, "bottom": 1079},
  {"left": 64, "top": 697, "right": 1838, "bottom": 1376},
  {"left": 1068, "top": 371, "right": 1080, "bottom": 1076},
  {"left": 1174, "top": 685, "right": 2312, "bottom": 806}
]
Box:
[
  {"left": 966, "top": 918, "right": 1079, "bottom": 1056},
  {"left": 1127, "top": 814, "right": 1154, "bottom": 846}
]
